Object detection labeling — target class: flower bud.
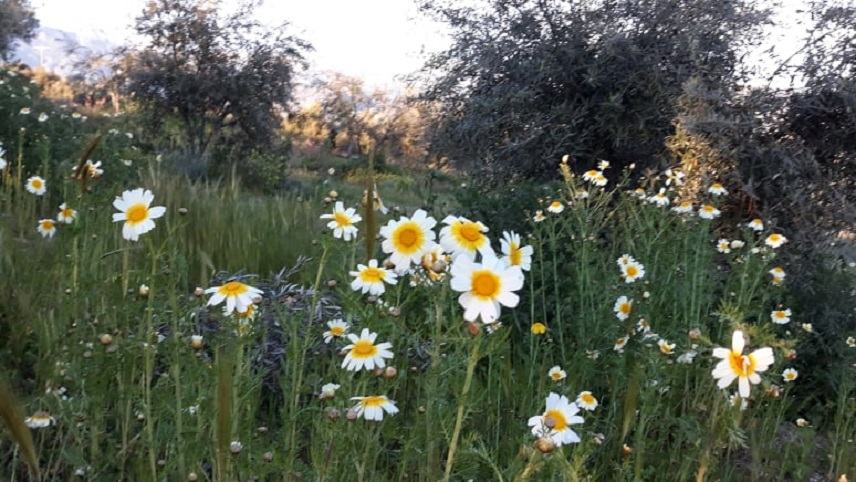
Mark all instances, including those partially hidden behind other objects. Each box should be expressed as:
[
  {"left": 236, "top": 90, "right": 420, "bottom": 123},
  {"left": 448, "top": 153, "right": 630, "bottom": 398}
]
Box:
[{"left": 99, "top": 334, "right": 113, "bottom": 346}]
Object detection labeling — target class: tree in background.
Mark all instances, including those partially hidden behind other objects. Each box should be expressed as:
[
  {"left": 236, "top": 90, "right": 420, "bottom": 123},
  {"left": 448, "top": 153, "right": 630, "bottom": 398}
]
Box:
[
  {"left": 417, "top": 0, "right": 771, "bottom": 179},
  {"left": 120, "top": 0, "right": 309, "bottom": 169},
  {"left": 0, "top": 0, "right": 38, "bottom": 61}
]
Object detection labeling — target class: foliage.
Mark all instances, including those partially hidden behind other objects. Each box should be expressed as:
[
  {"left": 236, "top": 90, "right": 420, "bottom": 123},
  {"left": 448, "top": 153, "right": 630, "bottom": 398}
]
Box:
[
  {"left": 0, "top": 0, "right": 38, "bottom": 61},
  {"left": 120, "top": 0, "right": 309, "bottom": 165}
]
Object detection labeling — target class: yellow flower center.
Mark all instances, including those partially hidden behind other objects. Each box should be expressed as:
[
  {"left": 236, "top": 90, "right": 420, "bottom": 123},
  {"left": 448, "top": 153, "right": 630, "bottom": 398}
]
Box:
[
  {"left": 236, "top": 305, "right": 255, "bottom": 318},
  {"left": 531, "top": 323, "right": 546, "bottom": 334},
  {"left": 549, "top": 201, "right": 562, "bottom": 210},
  {"left": 459, "top": 223, "right": 482, "bottom": 242},
  {"left": 40, "top": 220, "right": 55, "bottom": 230},
  {"left": 728, "top": 352, "right": 757, "bottom": 378},
  {"left": 452, "top": 221, "right": 486, "bottom": 249},
  {"left": 126, "top": 203, "right": 149, "bottom": 224},
  {"left": 359, "top": 267, "right": 385, "bottom": 283},
  {"left": 773, "top": 311, "right": 785, "bottom": 318},
  {"left": 509, "top": 242, "right": 522, "bottom": 266},
  {"left": 218, "top": 281, "right": 249, "bottom": 296},
  {"left": 585, "top": 170, "right": 598, "bottom": 178},
  {"left": 333, "top": 211, "right": 352, "bottom": 227},
  {"left": 580, "top": 393, "right": 595, "bottom": 405},
  {"left": 392, "top": 222, "right": 423, "bottom": 253},
  {"left": 619, "top": 303, "right": 631, "bottom": 315},
  {"left": 62, "top": 208, "right": 74, "bottom": 218},
  {"left": 544, "top": 409, "right": 567, "bottom": 430},
  {"left": 351, "top": 339, "right": 378, "bottom": 358},
  {"left": 330, "top": 326, "right": 346, "bottom": 336},
  {"left": 360, "top": 396, "right": 386, "bottom": 408},
  {"left": 625, "top": 266, "right": 638, "bottom": 277},
  {"left": 550, "top": 372, "right": 563, "bottom": 381},
  {"left": 769, "top": 234, "right": 781, "bottom": 243},
  {"left": 471, "top": 270, "right": 500, "bottom": 298},
  {"left": 31, "top": 179, "right": 43, "bottom": 189}
]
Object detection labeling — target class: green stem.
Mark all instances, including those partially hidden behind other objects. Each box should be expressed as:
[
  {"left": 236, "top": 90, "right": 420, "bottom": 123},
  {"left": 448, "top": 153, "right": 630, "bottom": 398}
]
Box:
[{"left": 443, "top": 334, "right": 481, "bottom": 482}]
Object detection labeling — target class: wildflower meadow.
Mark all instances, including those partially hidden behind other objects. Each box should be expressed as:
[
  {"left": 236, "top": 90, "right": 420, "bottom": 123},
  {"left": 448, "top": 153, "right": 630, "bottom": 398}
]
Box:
[{"left": 1, "top": 1, "right": 855, "bottom": 480}]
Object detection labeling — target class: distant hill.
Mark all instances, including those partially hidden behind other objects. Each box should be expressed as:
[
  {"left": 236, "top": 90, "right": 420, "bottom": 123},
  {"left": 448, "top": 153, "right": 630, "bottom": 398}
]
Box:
[{"left": 13, "top": 26, "right": 114, "bottom": 76}]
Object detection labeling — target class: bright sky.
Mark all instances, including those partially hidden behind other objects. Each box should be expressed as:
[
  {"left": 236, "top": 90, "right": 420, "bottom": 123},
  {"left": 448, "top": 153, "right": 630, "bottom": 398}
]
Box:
[
  {"left": 31, "top": 0, "right": 450, "bottom": 90},
  {"left": 30, "top": 0, "right": 811, "bottom": 91}
]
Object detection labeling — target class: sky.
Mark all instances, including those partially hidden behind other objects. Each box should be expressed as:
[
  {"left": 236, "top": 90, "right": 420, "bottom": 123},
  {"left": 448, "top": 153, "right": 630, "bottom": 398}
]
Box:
[
  {"left": 28, "top": 0, "right": 812, "bottom": 91},
  {"left": 30, "top": 0, "right": 450, "bottom": 91}
]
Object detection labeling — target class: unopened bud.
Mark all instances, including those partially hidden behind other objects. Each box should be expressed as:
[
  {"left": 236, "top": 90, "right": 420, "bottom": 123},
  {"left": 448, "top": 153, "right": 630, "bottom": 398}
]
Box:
[
  {"left": 534, "top": 437, "right": 555, "bottom": 454},
  {"left": 383, "top": 366, "right": 397, "bottom": 379},
  {"left": 99, "top": 334, "right": 113, "bottom": 346}
]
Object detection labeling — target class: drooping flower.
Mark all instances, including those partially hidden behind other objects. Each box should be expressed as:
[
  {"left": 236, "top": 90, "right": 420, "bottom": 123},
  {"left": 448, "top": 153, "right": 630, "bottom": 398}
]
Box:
[
  {"left": 613, "top": 296, "right": 633, "bottom": 321},
  {"left": 531, "top": 322, "right": 547, "bottom": 335},
  {"left": 698, "top": 204, "right": 721, "bottom": 220},
  {"left": 547, "top": 200, "right": 565, "bottom": 213},
  {"left": 350, "top": 259, "right": 397, "bottom": 296},
  {"left": 672, "top": 201, "right": 693, "bottom": 214},
  {"left": 527, "top": 393, "right": 584, "bottom": 446},
  {"left": 111, "top": 188, "right": 166, "bottom": 241},
  {"left": 319, "top": 383, "right": 340, "bottom": 399},
  {"left": 320, "top": 201, "right": 361, "bottom": 241},
  {"left": 782, "top": 368, "right": 798, "bottom": 382},
  {"left": 717, "top": 239, "right": 731, "bottom": 254},
  {"left": 620, "top": 258, "right": 645, "bottom": 283},
  {"left": 37, "top": 219, "right": 57, "bottom": 238},
  {"left": 57, "top": 203, "right": 77, "bottom": 224},
  {"left": 658, "top": 339, "right": 675, "bottom": 355},
  {"left": 648, "top": 188, "right": 670, "bottom": 207},
  {"left": 708, "top": 182, "right": 727, "bottom": 196},
  {"left": 349, "top": 395, "right": 398, "bottom": 421},
  {"left": 548, "top": 366, "right": 566, "bottom": 381},
  {"left": 500, "top": 231, "right": 533, "bottom": 271},
  {"left": 765, "top": 233, "right": 787, "bottom": 249},
  {"left": 323, "top": 319, "right": 349, "bottom": 344},
  {"left": 769, "top": 267, "right": 786, "bottom": 285},
  {"left": 771, "top": 308, "right": 791, "bottom": 325},
  {"left": 533, "top": 210, "right": 546, "bottom": 222},
  {"left": 450, "top": 250, "right": 524, "bottom": 324},
  {"left": 439, "top": 215, "right": 490, "bottom": 260},
  {"left": 380, "top": 210, "right": 437, "bottom": 272},
  {"left": 576, "top": 391, "right": 598, "bottom": 411},
  {"left": 582, "top": 169, "right": 607, "bottom": 187},
  {"left": 341, "top": 328, "right": 393, "bottom": 371},
  {"left": 613, "top": 336, "right": 629, "bottom": 352},
  {"left": 24, "top": 411, "right": 54, "bottom": 429},
  {"left": 747, "top": 218, "right": 764, "bottom": 231},
  {"left": 205, "top": 280, "right": 263, "bottom": 315},
  {"left": 711, "top": 330, "right": 775, "bottom": 398},
  {"left": 26, "top": 176, "right": 46, "bottom": 195}
]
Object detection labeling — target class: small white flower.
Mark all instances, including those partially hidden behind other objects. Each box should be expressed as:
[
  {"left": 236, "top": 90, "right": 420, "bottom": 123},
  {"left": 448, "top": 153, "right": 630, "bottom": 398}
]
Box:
[
  {"left": 677, "top": 351, "right": 697, "bottom": 364},
  {"left": 647, "top": 188, "right": 670, "bottom": 207},
  {"left": 782, "top": 368, "right": 798, "bottom": 382},
  {"left": 319, "top": 383, "right": 341, "bottom": 399},
  {"left": 38, "top": 113, "right": 49, "bottom": 122},
  {"left": 708, "top": 182, "right": 727, "bottom": 196},
  {"left": 350, "top": 395, "right": 398, "bottom": 421},
  {"left": 548, "top": 365, "right": 566, "bottom": 382},
  {"left": 747, "top": 218, "right": 764, "bottom": 231},
  {"left": 25, "top": 176, "right": 47, "bottom": 195},
  {"left": 765, "top": 233, "right": 787, "bottom": 249},
  {"left": 771, "top": 308, "right": 791, "bottom": 325},
  {"left": 323, "top": 319, "right": 349, "bottom": 343},
  {"left": 576, "top": 391, "right": 598, "bottom": 411},
  {"left": 613, "top": 296, "right": 633, "bottom": 320},
  {"left": 716, "top": 239, "right": 731, "bottom": 254},
  {"left": 698, "top": 204, "right": 721, "bottom": 220}
]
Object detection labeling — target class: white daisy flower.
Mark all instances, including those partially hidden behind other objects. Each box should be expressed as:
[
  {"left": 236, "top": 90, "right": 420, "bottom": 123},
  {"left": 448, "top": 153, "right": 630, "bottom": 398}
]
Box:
[
  {"left": 782, "top": 368, "right": 798, "bottom": 382},
  {"left": 548, "top": 366, "right": 566, "bottom": 382},
  {"left": 771, "top": 308, "right": 791, "bottom": 325},
  {"left": 320, "top": 201, "right": 361, "bottom": 241},
  {"left": 765, "top": 233, "right": 787, "bottom": 249},
  {"left": 698, "top": 204, "right": 721, "bottom": 220},
  {"left": 57, "top": 203, "right": 77, "bottom": 224},
  {"left": 111, "top": 188, "right": 166, "bottom": 241},
  {"left": 708, "top": 182, "right": 727, "bottom": 196},
  {"left": 711, "top": 330, "right": 775, "bottom": 398},
  {"left": 323, "top": 319, "right": 349, "bottom": 343},
  {"left": 613, "top": 296, "right": 633, "bottom": 320},
  {"left": 769, "top": 267, "right": 786, "bottom": 284},
  {"left": 25, "top": 176, "right": 46, "bottom": 195},
  {"left": 205, "top": 280, "right": 263, "bottom": 315},
  {"left": 439, "top": 215, "right": 490, "bottom": 260},
  {"left": 546, "top": 200, "right": 565, "bottom": 213},
  {"left": 449, "top": 249, "right": 524, "bottom": 324},
  {"left": 19, "top": 107, "right": 31, "bottom": 115},
  {"left": 527, "top": 392, "right": 584, "bottom": 446},
  {"left": 350, "top": 395, "right": 398, "bottom": 421},
  {"left": 616, "top": 254, "right": 635, "bottom": 267},
  {"left": 730, "top": 240, "right": 745, "bottom": 249},
  {"left": 747, "top": 218, "right": 764, "bottom": 231},
  {"left": 620, "top": 259, "right": 645, "bottom": 283},
  {"left": 380, "top": 209, "right": 437, "bottom": 271},
  {"left": 677, "top": 350, "right": 697, "bottom": 364},
  {"left": 598, "top": 160, "right": 610, "bottom": 170},
  {"left": 576, "top": 391, "right": 598, "bottom": 411},
  {"left": 37, "top": 219, "right": 57, "bottom": 238},
  {"left": 717, "top": 239, "right": 731, "bottom": 254},
  {"left": 350, "top": 259, "right": 397, "bottom": 296},
  {"left": 342, "top": 328, "right": 393, "bottom": 371},
  {"left": 38, "top": 113, "right": 49, "bottom": 122},
  {"left": 500, "top": 231, "right": 533, "bottom": 271},
  {"left": 533, "top": 210, "right": 546, "bottom": 222}
]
